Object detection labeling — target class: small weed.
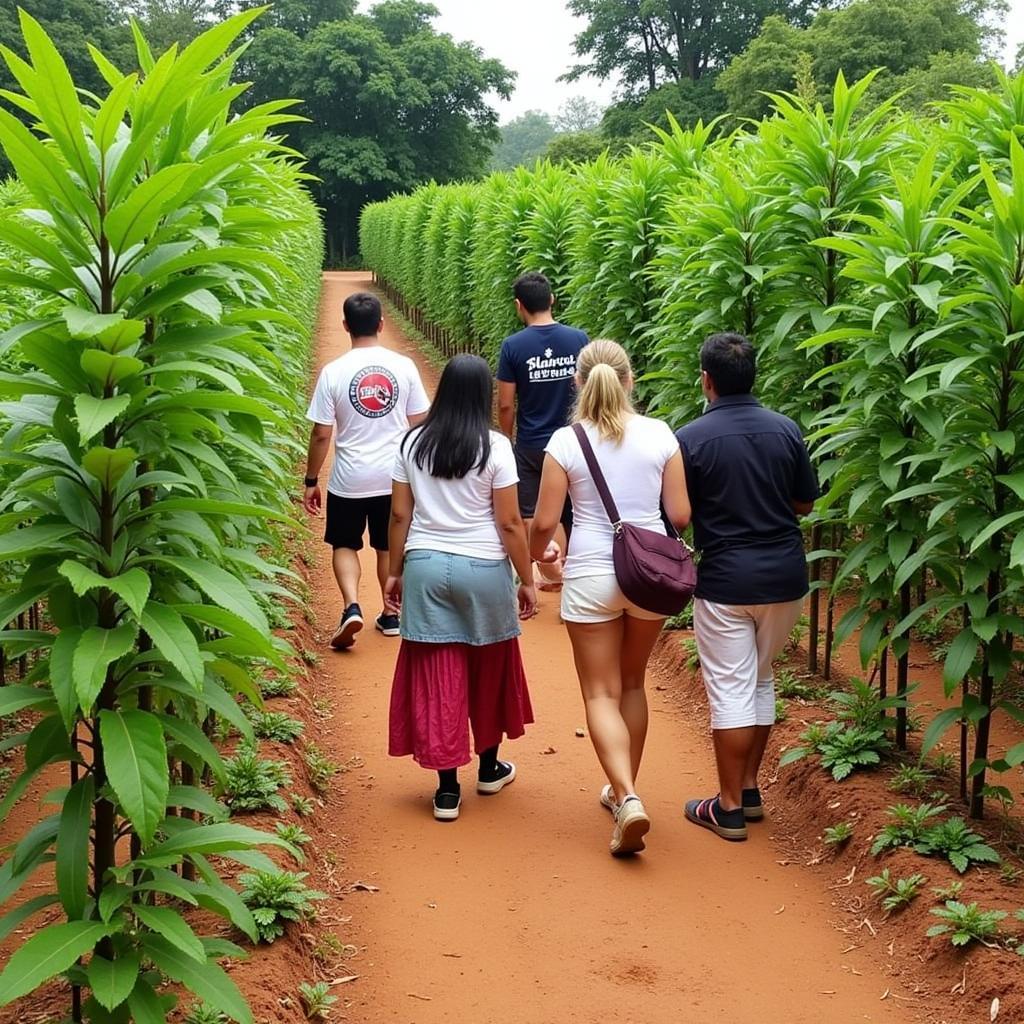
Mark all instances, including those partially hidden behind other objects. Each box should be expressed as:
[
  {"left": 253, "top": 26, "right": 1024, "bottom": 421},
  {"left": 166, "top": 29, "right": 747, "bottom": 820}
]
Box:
[
  {"left": 664, "top": 605, "right": 693, "bottom": 631},
  {"left": 787, "top": 614, "right": 808, "bottom": 652},
  {"left": 871, "top": 803, "right": 947, "bottom": 855},
  {"left": 1000, "top": 863, "right": 1023, "bottom": 886},
  {"left": 312, "top": 698, "right": 333, "bottom": 719},
  {"left": 889, "top": 763, "right": 934, "bottom": 798},
  {"left": 927, "top": 901, "right": 1006, "bottom": 947},
  {"left": 0, "top": 765, "right": 12, "bottom": 797},
  {"left": 184, "top": 1005, "right": 227, "bottom": 1024},
  {"left": 776, "top": 669, "right": 823, "bottom": 701},
  {"left": 681, "top": 637, "right": 700, "bottom": 670},
  {"left": 304, "top": 743, "right": 340, "bottom": 792},
  {"left": 276, "top": 821, "right": 312, "bottom": 848},
  {"left": 299, "top": 981, "right": 338, "bottom": 1020},
  {"left": 931, "top": 880, "right": 964, "bottom": 901},
  {"left": 221, "top": 742, "right": 291, "bottom": 813},
  {"left": 914, "top": 610, "right": 946, "bottom": 643},
  {"left": 239, "top": 870, "right": 327, "bottom": 943},
  {"left": 831, "top": 677, "right": 908, "bottom": 732},
  {"left": 823, "top": 822, "right": 854, "bottom": 848},
  {"left": 291, "top": 793, "right": 316, "bottom": 816},
  {"left": 918, "top": 818, "right": 1000, "bottom": 874},
  {"left": 781, "top": 721, "right": 890, "bottom": 781},
  {"left": 311, "top": 932, "right": 356, "bottom": 965},
  {"left": 301, "top": 648, "right": 321, "bottom": 667},
  {"left": 928, "top": 752, "right": 955, "bottom": 775},
  {"left": 260, "top": 675, "right": 298, "bottom": 698},
  {"left": 866, "top": 869, "right": 927, "bottom": 912},
  {"left": 775, "top": 698, "right": 788, "bottom": 724},
  {"left": 248, "top": 709, "right": 305, "bottom": 743}
]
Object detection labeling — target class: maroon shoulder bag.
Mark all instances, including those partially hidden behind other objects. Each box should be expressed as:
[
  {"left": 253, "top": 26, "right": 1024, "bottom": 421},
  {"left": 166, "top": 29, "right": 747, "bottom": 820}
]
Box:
[{"left": 572, "top": 423, "right": 696, "bottom": 617}]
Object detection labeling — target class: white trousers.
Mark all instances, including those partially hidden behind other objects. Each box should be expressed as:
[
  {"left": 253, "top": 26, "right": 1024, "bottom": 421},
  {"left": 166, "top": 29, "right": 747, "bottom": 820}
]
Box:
[{"left": 693, "top": 598, "right": 804, "bottom": 729}]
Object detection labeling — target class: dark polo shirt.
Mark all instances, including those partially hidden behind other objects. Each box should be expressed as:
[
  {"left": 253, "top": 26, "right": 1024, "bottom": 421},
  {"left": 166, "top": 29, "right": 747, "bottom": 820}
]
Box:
[{"left": 675, "top": 394, "right": 818, "bottom": 605}]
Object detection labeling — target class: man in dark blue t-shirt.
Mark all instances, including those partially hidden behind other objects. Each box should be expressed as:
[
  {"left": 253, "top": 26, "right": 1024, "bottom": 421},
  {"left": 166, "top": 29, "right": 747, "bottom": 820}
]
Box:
[
  {"left": 497, "top": 272, "right": 587, "bottom": 586},
  {"left": 675, "top": 332, "right": 818, "bottom": 843}
]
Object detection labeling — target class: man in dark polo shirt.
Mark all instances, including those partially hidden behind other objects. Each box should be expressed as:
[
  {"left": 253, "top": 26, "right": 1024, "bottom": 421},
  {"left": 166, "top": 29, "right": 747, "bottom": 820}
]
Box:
[
  {"left": 497, "top": 271, "right": 587, "bottom": 588},
  {"left": 676, "top": 332, "right": 818, "bottom": 842}
]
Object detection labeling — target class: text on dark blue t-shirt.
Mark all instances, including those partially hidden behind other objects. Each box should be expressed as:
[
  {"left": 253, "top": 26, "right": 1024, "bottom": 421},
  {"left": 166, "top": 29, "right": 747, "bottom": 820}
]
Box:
[{"left": 496, "top": 323, "right": 588, "bottom": 449}]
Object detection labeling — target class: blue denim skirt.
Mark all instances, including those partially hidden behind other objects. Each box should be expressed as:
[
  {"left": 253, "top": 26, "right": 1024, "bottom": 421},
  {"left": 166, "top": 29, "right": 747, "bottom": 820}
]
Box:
[{"left": 400, "top": 549, "right": 521, "bottom": 646}]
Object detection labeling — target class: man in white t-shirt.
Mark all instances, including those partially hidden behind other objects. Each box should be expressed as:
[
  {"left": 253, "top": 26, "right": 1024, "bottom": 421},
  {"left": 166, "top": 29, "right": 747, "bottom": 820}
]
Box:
[{"left": 304, "top": 292, "right": 430, "bottom": 650}]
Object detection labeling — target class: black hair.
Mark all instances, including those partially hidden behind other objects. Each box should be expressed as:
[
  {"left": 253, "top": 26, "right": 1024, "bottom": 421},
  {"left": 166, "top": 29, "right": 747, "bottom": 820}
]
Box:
[
  {"left": 513, "top": 271, "right": 553, "bottom": 314},
  {"left": 343, "top": 292, "right": 382, "bottom": 337},
  {"left": 404, "top": 354, "right": 493, "bottom": 479},
  {"left": 700, "top": 332, "right": 756, "bottom": 396}
]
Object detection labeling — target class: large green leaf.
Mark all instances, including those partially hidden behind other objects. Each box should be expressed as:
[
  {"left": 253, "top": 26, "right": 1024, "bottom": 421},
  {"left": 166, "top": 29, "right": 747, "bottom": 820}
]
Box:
[
  {"left": 0, "top": 894, "right": 60, "bottom": 943},
  {"left": 98, "top": 709, "right": 168, "bottom": 846},
  {"left": 73, "top": 624, "right": 137, "bottom": 711},
  {"left": 136, "top": 822, "right": 293, "bottom": 864},
  {"left": 74, "top": 393, "right": 131, "bottom": 444},
  {"left": 0, "top": 685, "right": 55, "bottom": 717},
  {"left": 0, "top": 523, "right": 76, "bottom": 561},
  {"left": 150, "top": 556, "right": 267, "bottom": 632},
  {"left": 140, "top": 602, "right": 204, "bottom": 687},
  {"left": 942, "top": 630, "right": 978, "bottom": 695},
  {"left": 59, "top": 562, "right": 151, "bottom": 619},
  {"left": 56, "top": 775, "right": 94, "bottom": 919},
  {"left": 159, "top": 713, "right": 226, "bottom": 783},
  {"left": 133, "top": 904, "right": 206, "bottom": 963},
  {"left": 86, "top": 953, "right": 141, "bottom": 1011},
  {"left": 49, "top": 627, "right": 83, "bottom": 732},
  {"left": 143, "top": 935, "right": 252, "bottom": 1024},
  {"left": 0, "top": 921, "right": 110, "bottom": 1005}
]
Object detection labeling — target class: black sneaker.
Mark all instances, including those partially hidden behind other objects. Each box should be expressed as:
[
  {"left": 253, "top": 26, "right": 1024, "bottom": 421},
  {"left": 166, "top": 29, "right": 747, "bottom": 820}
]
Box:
[
  {"left": 375, "top": 612, "right": 400, "bottom": 637},
  {"left": 684, "top": 795, "right": 747, "bottom": 841},
  {"left": 477, "top": 760, "right": 516, "bottom": 795},
  {"left": 433, "top": 788, "right": 461, "bottom": 821},
  {"left": 742, "top": 787, "right": 764, "bottom": 821},
  {"left": 330, "top": 603, "right": 363, "bottom": 650}
]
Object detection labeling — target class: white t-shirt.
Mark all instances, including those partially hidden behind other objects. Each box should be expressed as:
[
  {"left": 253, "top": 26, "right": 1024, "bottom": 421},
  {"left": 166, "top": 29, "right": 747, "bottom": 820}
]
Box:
[
  {"left": 393, "top": 428, "right": 519, "bottom": 561},
  {"left": 546, "top": 415, "right": 679, "bottom": 579},
  {"left": 307, "top": 346, "right": 431, "bottom": 498}
]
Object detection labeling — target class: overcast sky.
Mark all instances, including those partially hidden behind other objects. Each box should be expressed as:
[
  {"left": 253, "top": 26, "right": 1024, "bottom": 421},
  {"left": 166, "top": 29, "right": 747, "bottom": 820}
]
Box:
[{"left": 405, "top": 0, "right": 1024, "bottom": 124}]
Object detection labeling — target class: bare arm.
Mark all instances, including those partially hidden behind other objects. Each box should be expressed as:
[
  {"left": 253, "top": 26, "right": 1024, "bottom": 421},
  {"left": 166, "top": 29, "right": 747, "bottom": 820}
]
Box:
[
  {"left": 303, "top": 423, "right": 333, "bottom": 515},
  {"left": 497, "top": 381, "right": 516, "bottom": 439},
  {"left": 661, "top": 451, "right": 691, "bottom": 530},
  {"left": 408, "top": 411, "right": 428, "bottom": 428},
  {"left": 492, "top": 484, "right": 533, "bottom": 582},
  {"left": 387, "top": 481, "right": 415, "bottom": 578},
  {"left": 530, "top": 455, "right": 568, "bottom": 561}
]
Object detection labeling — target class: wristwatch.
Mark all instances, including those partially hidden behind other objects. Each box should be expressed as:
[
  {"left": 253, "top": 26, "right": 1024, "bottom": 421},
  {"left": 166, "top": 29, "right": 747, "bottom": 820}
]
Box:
[{"left": 304, "top": 476, "right": 318, "bottom": 488}]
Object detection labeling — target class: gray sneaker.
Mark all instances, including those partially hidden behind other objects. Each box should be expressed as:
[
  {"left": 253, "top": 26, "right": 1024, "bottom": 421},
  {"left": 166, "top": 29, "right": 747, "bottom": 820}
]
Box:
[{"left": 610, "top": 795, "right": 650, "bottom": 857}]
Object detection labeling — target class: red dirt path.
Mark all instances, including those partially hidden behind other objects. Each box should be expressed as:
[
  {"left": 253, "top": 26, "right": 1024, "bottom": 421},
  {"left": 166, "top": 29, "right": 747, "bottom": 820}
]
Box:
[{"left": 304, "top": 273, "right": 919, "bottom": 1024}]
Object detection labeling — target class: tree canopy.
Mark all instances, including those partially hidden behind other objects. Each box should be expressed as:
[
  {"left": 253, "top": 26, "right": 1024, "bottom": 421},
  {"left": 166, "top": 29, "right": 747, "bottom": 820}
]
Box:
[{"left": 491, "top": 110, "right": 558, "bottom": 171}]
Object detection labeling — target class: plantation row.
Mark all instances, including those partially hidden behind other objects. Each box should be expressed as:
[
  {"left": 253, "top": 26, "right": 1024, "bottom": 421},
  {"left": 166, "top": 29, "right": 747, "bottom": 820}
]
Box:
[
  {"left": 361, "top": 71, "right": 1024, "bottom": 822},
  {"left": 0, "top": 11, "right": 324, "bottom": 1024}
]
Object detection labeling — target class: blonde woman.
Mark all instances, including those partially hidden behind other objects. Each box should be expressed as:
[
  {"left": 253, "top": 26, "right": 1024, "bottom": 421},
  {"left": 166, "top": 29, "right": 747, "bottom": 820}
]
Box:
[{"left": 530, "top": 340, "right": 690, "bottom": 856}]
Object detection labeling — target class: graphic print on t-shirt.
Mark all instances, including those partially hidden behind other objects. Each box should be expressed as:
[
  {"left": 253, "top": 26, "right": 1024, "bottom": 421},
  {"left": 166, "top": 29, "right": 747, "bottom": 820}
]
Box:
[
  {"left": 526, "top": 347, "right": 577, "bottom": 383},
  {"left": 349, "top": 366, "right": 399, "bottom": 418}
]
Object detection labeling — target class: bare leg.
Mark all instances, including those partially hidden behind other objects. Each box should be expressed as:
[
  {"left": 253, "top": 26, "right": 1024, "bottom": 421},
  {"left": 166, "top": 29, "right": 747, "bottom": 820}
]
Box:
[
  {"left": 712, "top": 726, "right": 758, "bottom": 811},
  {"left": 619, "top": 615, "right": 666, "bottom": 781},
  {"left": 332, "top": 548, "right": 361, "bottom": 607},
  {"left": 566, "top": 619, "right": 635, "bottom": 804},
  {"left": 743, "top": 725, "right": 772, "bottom": 790},
  {"left": 375, "top": 549, "right": 389, "bottom": 609}
]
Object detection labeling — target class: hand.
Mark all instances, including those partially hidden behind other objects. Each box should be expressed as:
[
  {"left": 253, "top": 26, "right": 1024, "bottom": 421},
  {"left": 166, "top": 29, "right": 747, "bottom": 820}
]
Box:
[
  {"left": 303, "top": 485, "right": 322, "bottom": 516},
  {"left": 537, "top": 540, "right": 561, "bottom": 565},
  {"left": 384, "top": 575, "right": 403, "bottom": 614},
  {"left": 517, "top": 583, "right": 538, "bottom": 620}
]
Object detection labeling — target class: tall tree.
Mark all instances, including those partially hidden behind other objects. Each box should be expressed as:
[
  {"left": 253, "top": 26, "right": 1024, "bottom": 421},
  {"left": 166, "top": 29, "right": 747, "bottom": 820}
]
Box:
[
  {"left": 491, "top": 110, "right": 558, "bottom": 170},
  {"left": 563, "top": 0, "right": 828, "bottom": 92},
  {"left": 121, "top": 0, "right": 212, "bottom": 51},
  {"left": 555, "top": 95, "right": 603, "bottom": 133},
  {"left": 239, "top": 1, "right": 513, "bottom": 260}
]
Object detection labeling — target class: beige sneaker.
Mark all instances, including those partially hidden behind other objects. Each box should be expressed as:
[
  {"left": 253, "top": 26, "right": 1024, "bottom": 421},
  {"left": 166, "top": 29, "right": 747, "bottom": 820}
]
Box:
[
  {"left": 599, "top": 784, "right": 619, "bottom": 815},
  {"left": 610, "top": 796, "right": 650, "bottom": 857}
]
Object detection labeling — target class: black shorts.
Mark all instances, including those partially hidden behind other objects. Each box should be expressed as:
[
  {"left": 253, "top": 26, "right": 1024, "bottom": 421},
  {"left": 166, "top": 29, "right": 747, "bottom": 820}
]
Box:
[
  {"left": 325, "top": 492, "right": 390, "bottom": 551},
  {"left": 514, "top": 445, "right": 573, "bottom": 531}
]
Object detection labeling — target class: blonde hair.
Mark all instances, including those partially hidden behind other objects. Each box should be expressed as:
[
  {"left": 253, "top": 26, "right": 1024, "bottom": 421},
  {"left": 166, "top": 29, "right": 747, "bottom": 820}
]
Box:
[{"left": 574, "top": 339, "right": 634, "bottom": 443}]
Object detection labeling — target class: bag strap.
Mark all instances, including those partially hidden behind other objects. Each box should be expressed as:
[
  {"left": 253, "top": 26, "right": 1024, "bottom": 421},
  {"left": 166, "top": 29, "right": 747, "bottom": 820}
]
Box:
[{"left": 572, "top": 423, "right": 622, "bottom": 528}]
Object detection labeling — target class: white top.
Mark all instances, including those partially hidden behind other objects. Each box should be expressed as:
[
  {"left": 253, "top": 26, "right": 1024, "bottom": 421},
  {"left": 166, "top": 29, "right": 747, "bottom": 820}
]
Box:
[
  {"left": 546, "top": 415, "right": 679, "bottom": 579},
  {"left": 393, "top": 428, "right": 519, "bottom": 560},
  {"left": 307, "top": 346, "right": 431, "bottom": 498}
]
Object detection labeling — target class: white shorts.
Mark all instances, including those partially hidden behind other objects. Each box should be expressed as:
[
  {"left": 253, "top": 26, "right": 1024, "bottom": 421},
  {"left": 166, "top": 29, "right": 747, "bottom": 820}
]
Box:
[
  {"left": 693, "top": 598, "right": 804, "bottom": 729},
  {"left": 561, "top": 574, "right": 665, "bottom": 624}
]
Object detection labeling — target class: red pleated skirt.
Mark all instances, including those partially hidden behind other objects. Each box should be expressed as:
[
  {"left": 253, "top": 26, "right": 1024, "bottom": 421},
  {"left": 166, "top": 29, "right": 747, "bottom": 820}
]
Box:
[{"left": 388, "top": 638, "right": 534, "bottom": 770}]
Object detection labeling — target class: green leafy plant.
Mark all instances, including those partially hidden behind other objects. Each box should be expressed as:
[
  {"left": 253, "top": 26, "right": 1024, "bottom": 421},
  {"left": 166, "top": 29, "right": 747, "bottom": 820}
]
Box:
[
  {"left": 664, "top": 605, "right": 694, "bottom": 630},
  {"left": 927, "top": 901, "right": 1007, "bottom": 946},
  {"left": 185, "top": 1005, "right": 229, "bottom": 1024},
  {"left": 774, "top": 698, "right": 788, "bottom": 724},
  {"left": 915, "top": 818, "right": 1000, "bottom": 874},
  {"left": 831, "top": 678, "right": 909, "bottom": 732},
  {"left": 222, "top": 742, "right": 292, "bottom": 813},
  {"left": 823, "top": 822, "right": 854, "bottom": 847},
  {"left": 1000, "top": 863, "right": 1023, "bottom": 886},
  {"left": 304, "top": 743, "right": 340, "bottom": 792},
  {"left": 239, "top": 870, "right": 326, "bottom": 943},
  {"left": 871, "top": 802, "right": 948, "bottom": 855},
  {"left": 776, "top": 669, "right": 824, "bottom": 701},
  {"left": 932, "top": 881, "right": 964, "bottom": 901},
  {"left": 260, "top": 675, "right": 299, "bottom": 698},
  {"left": 291, "top": 793, "right": 316, "bottom": 816},
  {"left": 299, "top": 981, "right": 338, "bottom": 1020},
  {"left": 866, "top": 869, "right": 927, "bottom": 912},
  {"left": 248, "top": 709, "right": 305, "bottom": 744},
  {"left": 0, "top": 10, "right": 321, "bottom": 1023},
  {"left": 781, "top": 721, "right": 891, "bottom": 781},
  {"left": 276, "top": 822, "right": 312, "bottom": 848},
  {"left": 682, "top": 636, "right": 700, "bottom": 671},
  {"left": 889, "top": 763, "right": 935, "bottom": 797}
]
